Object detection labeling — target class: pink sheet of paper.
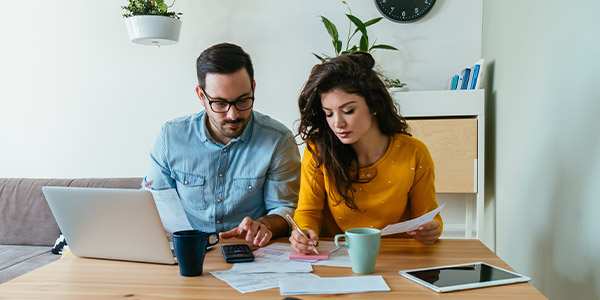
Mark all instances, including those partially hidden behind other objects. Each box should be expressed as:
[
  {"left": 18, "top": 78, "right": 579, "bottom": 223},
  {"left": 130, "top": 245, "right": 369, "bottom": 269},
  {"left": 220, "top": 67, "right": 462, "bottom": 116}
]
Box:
[{"left": 289, "top": 250, "right": 330, "bottom": 261}]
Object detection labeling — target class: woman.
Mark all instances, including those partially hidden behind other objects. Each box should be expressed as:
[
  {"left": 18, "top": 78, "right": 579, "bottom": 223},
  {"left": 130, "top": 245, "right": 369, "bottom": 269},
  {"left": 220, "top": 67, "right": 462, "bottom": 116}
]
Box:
[{"left": 290, "top": 52, "right": 442, "bottom": 254}]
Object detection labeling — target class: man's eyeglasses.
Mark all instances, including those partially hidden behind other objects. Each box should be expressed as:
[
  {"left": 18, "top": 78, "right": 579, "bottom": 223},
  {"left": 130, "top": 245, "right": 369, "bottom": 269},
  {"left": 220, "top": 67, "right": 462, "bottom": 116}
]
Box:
[{"left": 201, "top": 87, "right": 254, "bottom": 113}]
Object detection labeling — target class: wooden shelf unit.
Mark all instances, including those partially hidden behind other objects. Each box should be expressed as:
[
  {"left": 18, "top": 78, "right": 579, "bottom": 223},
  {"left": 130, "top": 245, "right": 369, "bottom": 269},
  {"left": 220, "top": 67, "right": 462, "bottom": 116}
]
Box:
[{"left": 393, "top": 89, "right": 485, "bottom": 241}]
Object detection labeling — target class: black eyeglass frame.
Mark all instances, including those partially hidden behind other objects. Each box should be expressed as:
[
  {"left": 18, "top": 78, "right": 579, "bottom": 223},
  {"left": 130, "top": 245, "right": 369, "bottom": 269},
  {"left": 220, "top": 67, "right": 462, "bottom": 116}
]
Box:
[{"left": 200, "top": 86, "right": 255, "bottom": 113}]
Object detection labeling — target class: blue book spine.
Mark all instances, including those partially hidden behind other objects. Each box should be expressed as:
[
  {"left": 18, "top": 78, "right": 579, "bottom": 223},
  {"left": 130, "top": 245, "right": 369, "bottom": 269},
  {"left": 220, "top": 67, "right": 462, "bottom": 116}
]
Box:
[
  {"left": 470, "top": 65, "right": 480, "bottom": 89},
  {"left": 451, "top": 75, "right": 459, "bottom": 90},
  {"left": 460, "top": 68, "right": 471, "bottom": 90}
]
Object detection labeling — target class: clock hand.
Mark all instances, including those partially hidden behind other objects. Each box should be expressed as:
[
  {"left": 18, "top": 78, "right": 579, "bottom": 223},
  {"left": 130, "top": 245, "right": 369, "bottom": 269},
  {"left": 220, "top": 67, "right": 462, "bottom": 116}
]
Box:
[{"left": 410, "top": 0, "right": 418, "bottom": 10}]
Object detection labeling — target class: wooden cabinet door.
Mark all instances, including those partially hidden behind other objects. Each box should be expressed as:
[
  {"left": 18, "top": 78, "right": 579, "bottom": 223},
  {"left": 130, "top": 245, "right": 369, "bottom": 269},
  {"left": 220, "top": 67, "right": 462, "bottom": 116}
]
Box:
[{"left": 406, "top": 118, "right": 477, "bottom": 193}]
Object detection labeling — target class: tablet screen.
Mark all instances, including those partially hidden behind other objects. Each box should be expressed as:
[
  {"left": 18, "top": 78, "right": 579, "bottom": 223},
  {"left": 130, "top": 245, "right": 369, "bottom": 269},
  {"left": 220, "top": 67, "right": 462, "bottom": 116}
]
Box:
[{"left": 399, "top": 262, "right": 530, "bottom": 292}]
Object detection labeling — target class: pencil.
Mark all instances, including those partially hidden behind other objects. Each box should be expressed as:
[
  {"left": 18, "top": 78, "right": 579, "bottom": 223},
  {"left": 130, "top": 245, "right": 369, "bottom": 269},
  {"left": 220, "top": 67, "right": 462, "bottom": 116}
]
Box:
[{"left": 285, "top": 214, "right": 319, "bottom": 255}]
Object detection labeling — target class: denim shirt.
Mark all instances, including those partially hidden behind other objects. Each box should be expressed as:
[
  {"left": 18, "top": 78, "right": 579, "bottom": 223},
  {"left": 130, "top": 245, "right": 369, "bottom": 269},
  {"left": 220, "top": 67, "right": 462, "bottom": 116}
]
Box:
[{"left": 142, "top": 110, "right": 300, "bottom": 233}]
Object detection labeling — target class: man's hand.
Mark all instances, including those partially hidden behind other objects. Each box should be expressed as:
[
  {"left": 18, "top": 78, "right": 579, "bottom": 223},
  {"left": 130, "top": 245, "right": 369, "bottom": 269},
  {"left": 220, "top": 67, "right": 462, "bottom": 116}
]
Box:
[
  {"left": 407, "top": 220, "right": 441, "bottom": 245},
  {"left": 219, "top": 216, "right": 273, "bottom": 247}
]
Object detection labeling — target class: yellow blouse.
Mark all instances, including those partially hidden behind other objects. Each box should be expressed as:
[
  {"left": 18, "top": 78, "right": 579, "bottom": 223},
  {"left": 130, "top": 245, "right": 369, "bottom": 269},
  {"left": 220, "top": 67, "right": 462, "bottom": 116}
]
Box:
[{"left": 294, "top": 133, "right": 443, "bottom": 235}]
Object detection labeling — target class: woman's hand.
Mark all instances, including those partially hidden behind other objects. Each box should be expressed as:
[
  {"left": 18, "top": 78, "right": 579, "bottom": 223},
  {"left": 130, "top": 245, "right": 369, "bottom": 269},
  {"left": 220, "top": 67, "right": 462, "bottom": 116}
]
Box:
[
  {"left": 289, "top": 229, "right": 319, "bottom": 254},
  {"left": 408, "top": 220, "right": 441, "bottom": 245}
]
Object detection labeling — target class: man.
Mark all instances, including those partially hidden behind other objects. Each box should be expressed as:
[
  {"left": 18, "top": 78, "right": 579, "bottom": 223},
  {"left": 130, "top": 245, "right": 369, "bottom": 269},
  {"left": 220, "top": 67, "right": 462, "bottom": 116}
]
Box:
[{"left": 143, "top": 43, "right": 300, "bottom": 247}]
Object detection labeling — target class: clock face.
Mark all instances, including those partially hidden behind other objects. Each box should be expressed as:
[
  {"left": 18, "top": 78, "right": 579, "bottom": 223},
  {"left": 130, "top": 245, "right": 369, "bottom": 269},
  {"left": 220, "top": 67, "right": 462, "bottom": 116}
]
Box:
[{"left": 375, "top": 0, "right": 436, "bottom": 23}]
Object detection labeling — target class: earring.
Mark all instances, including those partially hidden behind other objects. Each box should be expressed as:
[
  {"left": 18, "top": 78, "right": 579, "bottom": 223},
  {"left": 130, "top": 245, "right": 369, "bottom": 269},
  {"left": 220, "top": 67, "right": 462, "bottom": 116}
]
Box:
[{"left": 373, "top": 112, "right": 377, "bottom": 116}]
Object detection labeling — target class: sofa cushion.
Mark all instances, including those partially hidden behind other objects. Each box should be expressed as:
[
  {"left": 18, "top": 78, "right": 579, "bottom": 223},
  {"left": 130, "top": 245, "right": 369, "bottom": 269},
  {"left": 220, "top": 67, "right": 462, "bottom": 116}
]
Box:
[
  {"left": 0, "top": 245, "right": 59, "bottom": 284},
  {"left": 68, "top": 178, "right": 143, "bottom": 189},
  {"left": 0, "top": 179, "right": 70, "bottom": 246},
  {"left": 0, "top": 245, "right": 51, "bottom": 270},
  {"left": 0, "top": 178, "right": 143, "bottom": 246}
]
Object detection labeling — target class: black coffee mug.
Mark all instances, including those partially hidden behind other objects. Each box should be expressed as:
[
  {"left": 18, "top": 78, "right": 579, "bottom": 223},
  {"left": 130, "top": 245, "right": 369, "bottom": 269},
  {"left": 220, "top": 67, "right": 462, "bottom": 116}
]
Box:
[{"left": 172, "top": 230, "right": 219, "bottom": 276}]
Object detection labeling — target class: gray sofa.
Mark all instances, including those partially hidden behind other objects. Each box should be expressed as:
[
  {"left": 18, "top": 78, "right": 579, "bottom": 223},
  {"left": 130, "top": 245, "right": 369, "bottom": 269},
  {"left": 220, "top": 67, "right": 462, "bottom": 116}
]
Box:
[{"left": 0, "top": 177, "right": 143, "bottom": 284}]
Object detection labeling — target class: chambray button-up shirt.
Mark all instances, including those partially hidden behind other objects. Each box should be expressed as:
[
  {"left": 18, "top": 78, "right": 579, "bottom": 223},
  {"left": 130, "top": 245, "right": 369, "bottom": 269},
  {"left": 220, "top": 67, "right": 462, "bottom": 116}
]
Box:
[{"left": 142, "top": 111, "right": 300, "bottom": 233}]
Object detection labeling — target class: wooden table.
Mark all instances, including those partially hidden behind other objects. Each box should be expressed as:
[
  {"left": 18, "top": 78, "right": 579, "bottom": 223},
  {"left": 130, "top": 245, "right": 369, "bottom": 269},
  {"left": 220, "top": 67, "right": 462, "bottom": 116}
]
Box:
[{"left": 0, "top": 238, "right": 545, "bottom": 299}]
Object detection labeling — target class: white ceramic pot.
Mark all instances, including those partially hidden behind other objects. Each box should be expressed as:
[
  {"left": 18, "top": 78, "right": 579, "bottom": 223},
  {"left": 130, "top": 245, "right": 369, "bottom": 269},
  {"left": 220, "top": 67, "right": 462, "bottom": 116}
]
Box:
[
  {"left": 125, "top": 15, "right": 182, "bottom": 46},
  {"left": 387, "top": 86, "right": 409, "bottom": 93}
]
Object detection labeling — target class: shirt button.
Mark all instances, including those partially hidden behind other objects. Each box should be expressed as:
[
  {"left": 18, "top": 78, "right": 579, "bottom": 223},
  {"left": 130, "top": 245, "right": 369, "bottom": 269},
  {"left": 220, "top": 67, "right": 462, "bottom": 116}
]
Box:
[
  {"left": 218, "top": 173, "right": 223, "bottom": 178},
  {"left": 184, "top": 181, "right": 189, "bottom": 185},
  {"left": 217, "top": 199, "right": 222, "bottom": 203},
  {"left": 222, "top": 148, "right": 227, "bottom": 152},
  {"left": 248, "top": 185, "right": 253, "bottom": 190},
  {"left": 216, "top": 220, "right": 221, "bottom": 224}
]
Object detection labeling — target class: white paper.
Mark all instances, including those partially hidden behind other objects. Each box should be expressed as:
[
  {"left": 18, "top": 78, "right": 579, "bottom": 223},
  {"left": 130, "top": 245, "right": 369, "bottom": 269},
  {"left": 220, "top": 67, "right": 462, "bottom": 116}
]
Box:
[
  {"left": 312, "top": 247, "right": 352, "bottom": 267},
  {"left": 252, "top": 241, "right": 341, "bottom": 262},
  {"left": 211, "top": 270, "right": 319, "bottom": 294},
  {"left": 146, "top": 188, "right": 193, "bottom": 233},
  {"left": 252, "top": 243, "right": 295, "bottom": 261},
  {"left": 279, "top": 275, "right": 390, "bottom": 295},
  {"left": 230, "top": 259, "right": 313, "bottom": 273},
  {"left": 380, "top": 203, "right": 446, "bottom": 236}
]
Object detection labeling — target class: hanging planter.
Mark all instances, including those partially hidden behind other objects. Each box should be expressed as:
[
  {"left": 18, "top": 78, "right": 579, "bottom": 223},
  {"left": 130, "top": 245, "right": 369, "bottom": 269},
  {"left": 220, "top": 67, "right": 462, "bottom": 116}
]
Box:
[
  {"left": 122, "top": 0, "right": 182, "bottom": 46},
  {"left": 125, "top": 15, "right": 182, "bottom": 46}
]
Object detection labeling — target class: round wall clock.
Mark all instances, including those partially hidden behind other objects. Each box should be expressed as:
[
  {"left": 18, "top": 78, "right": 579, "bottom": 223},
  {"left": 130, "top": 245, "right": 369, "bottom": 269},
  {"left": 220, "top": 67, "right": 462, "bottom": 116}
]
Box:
[{"left": 375, "top": 0, "right": 436, "bottom": 23}]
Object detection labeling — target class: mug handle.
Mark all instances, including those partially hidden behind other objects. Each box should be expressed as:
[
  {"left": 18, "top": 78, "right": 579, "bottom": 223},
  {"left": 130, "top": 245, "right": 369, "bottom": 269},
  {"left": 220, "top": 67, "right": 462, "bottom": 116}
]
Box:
[
  {"left": 334, "top": 234, "right": 349, "bottom": 249},
  {"left": 207, "top": 232, "right": 220, "bottom": 248}
]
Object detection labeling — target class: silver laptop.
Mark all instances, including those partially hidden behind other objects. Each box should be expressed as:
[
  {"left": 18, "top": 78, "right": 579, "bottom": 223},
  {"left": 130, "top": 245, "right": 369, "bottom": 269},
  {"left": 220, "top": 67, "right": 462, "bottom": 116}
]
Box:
[{"left": 42, "top": 186, "right": 176, "bottom": 264}]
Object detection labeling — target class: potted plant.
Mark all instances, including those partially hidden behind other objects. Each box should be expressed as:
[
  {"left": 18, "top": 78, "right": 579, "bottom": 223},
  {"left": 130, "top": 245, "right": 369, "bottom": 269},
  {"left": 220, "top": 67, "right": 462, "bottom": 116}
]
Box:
[
  {"left": 122, "top": 0, "right": 182, "bottom": 46},
  {"left": 314, "top": 1, "right": 406, "bottom": 91},
  {"left": 313, "top": 1, "right": 398, "bottom": 61},
  {"left": 384, "top": 78, "right": 408, "bottom": 92}
]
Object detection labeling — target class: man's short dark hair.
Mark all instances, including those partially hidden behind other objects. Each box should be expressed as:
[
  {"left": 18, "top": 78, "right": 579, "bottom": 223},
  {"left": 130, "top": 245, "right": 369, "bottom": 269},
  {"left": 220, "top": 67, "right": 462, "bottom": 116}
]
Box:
[{"left": 196, "top": 43, "right": 254, "bottom": 88}]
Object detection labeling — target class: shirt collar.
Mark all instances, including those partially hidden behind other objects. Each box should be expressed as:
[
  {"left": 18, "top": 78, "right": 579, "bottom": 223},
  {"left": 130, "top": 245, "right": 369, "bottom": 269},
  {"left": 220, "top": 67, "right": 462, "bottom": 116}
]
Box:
[
  {"left": 238, "top": 112, "right": 254, "bottom": 143},
  {"left": 198, "top": 111, "right": 210, "bottom": 143}
]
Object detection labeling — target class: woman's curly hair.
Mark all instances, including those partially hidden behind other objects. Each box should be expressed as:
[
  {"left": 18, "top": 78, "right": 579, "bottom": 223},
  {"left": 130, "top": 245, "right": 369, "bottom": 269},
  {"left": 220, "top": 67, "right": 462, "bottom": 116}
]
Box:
[{"left": 296, "top": 52, "right": 410, "bottom": 211}]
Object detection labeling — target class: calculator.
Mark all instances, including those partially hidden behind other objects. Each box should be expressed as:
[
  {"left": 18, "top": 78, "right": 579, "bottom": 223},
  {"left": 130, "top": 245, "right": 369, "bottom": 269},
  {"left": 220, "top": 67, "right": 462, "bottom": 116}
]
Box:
[{"left": 221, "top": 244, "right": 255, "bottom": 263}]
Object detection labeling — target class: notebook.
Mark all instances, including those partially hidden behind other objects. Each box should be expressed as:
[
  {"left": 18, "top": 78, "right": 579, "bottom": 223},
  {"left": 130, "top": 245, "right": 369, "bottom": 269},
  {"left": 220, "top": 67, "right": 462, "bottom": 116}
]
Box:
[{"left": 42, "top": 186, "right": 177, "bottom": 264}]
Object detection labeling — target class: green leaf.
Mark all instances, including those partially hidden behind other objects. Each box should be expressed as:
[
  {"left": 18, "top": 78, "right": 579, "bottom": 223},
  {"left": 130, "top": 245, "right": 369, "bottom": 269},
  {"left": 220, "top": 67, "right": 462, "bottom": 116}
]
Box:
[
  {"left": 334, "top": 40, "right": 342, "bottom": 55},
  {"left": 364, "top": 17, "right": 383, "bottom": 27},
  {"left": 158, "top": 3, "right": 168, "bottom": 13},
  {"left": 346, "top": 14, "right": 367, "bottom": 37},
  {"left": 320, "top": 16, "right": 339, "bottom": 42},
  {"left": 370, "top": 44, "right": 399, "bottom": 51},
  {"left": 340, "top": 45, "right": 359, "bottom": 55},
  {"left": 360, "top": 35, "right": 369, "bottom": 52},
  {"left": 312, "top": 53, "right": 326, "bottom": 62}
]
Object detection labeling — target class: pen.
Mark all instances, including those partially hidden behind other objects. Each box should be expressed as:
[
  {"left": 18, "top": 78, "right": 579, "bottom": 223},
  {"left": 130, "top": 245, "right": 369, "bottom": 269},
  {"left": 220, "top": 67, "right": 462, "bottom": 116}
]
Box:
[{"left": 285, "top": 214, "right": 319, "bottom": 255}]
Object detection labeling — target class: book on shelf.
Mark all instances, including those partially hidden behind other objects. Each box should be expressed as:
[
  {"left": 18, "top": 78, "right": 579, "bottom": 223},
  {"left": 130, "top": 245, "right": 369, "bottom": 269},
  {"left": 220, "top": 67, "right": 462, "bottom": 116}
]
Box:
[
  {"left": 460, "top": 68, "right": 472, "bottom": 90},
  {"left": 450, "top": 75, "right": 459, "bottom": 90},
  {"left": 473, "top": 58, "right": 485, "bottom": 89},
  {"left": 449, "top": 58, "right": 485, "bottom": 90},
  {"left": 470, "top": 64, "right": 480, "bottom": 89}
]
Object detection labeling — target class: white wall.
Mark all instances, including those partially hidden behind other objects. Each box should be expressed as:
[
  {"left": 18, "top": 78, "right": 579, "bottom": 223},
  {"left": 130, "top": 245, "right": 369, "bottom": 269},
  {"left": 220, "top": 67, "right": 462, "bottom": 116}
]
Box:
[
  {"left": 482, "top": 0, "right": 600, "bottom": 299},
  {"left": 0, "top": 0, "right": 482, "bottom": 178}
]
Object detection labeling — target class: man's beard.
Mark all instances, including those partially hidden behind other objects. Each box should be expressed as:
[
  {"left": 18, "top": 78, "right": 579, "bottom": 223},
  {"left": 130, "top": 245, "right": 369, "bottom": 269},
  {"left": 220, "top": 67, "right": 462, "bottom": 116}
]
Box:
[{"left": 219, "top": 117, "right": 248, "bottom": 138}]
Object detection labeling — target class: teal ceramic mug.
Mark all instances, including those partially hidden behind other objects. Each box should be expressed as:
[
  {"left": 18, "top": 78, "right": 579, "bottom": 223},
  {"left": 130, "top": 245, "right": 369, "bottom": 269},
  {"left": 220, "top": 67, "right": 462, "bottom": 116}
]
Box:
[{"left": 334, "top": 228, "right": 381, "bottom": 274}]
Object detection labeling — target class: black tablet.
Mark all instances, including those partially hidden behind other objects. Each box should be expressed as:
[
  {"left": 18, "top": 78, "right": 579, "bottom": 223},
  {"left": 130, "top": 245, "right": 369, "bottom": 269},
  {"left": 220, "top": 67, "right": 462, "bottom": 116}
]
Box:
[{"left": 398, "top": 262, "right": 531, "bottom": 292}]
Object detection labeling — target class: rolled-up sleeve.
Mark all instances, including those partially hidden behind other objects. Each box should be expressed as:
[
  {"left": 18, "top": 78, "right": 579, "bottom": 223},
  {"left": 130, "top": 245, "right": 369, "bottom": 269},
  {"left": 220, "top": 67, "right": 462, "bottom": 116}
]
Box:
[
  {"left": 142, "top": 125, "right": 176, "bottom": 190},
  {"left": 262, "top": 132, "right": 301, "bottom": 219}
]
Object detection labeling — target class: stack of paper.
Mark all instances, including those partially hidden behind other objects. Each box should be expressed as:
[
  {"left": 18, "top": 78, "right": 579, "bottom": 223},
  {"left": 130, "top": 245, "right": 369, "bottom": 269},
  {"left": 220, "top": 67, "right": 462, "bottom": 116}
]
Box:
[
  {"left": 279, "top": 275, "right": 390, "bottom": 296},
  {"left": 210, "top": 259, "right": 317, "bottom": 293}
]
